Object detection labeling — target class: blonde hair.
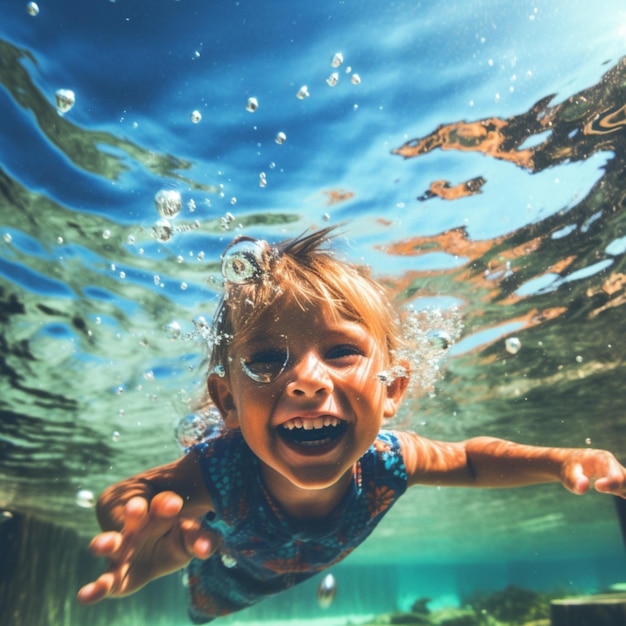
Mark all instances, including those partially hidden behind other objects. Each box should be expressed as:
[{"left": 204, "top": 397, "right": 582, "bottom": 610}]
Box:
[{"left": 208, "top": 227, "right": 403, "bottom": 379}]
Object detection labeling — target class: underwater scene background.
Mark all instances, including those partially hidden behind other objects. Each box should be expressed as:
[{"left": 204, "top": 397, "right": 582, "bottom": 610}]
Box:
[{"left": 1, "top": 0, "right": 626, "bottom": 625}]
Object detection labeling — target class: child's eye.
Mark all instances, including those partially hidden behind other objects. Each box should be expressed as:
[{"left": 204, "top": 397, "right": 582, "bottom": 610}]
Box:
[
  {"left": 326, "top": 344, "right": 365, "bottom": 361},
  {"left": 240, "top": 348, "right": 289, "bottom": 383}
]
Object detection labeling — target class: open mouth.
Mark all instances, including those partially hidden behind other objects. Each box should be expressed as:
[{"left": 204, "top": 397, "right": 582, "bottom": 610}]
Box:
[{"left": 278, "top": 416, "right": 347, "bottom": 448}]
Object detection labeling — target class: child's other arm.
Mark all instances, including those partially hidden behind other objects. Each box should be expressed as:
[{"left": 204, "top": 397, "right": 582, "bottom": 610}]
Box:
[
  {"left": 77, "top": 449, "right": 217, "bottom": 604},
  {"left": 397, "top": 432, "right": 626, "bottom": 496}
]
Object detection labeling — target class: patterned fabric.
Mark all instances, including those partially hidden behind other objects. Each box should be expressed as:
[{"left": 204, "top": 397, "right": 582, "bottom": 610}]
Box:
[{"left": 187, "top": 429, "right": 407, "bottom": 623}]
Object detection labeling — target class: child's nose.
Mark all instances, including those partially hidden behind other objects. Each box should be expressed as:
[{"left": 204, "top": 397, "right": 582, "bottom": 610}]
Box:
[{"left": 287, "top": 352, "right": 333, "bottom": 397}]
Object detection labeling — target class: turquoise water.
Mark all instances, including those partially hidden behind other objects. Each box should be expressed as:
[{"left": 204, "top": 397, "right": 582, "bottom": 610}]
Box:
[{"left": 1, "top": 1, "right": 626, "bottom": 624}]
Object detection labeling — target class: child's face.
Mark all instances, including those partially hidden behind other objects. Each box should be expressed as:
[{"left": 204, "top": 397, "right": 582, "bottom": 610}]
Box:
[{"left": 209, "top": 299, "right": 407, "bottom": 494}]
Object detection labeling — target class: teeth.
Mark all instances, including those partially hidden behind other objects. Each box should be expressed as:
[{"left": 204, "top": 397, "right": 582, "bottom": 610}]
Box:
[{"left": 281, "top": 416, "right": 340, "bottom": 430}]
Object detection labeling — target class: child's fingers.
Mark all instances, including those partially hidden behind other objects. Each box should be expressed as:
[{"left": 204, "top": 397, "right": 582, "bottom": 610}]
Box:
[
  {"left": 564, "top": 463, "right": 590, "bottom": 495},
  {"left": 88, "top": 531, "right": 123, "bottom": 557},
  {"left": 593, "top": 467, "right": 626, "bottom": 496},
  {"left": 149, "top": 491, "right": 184, "bottom": 519},
  {"left": 121, "top": 496, "right": 150, "bottom": 534},
  {"left": 76, "top": 572, "right": 117, "bottom": 605},
  {"left": 180, "top": 519, "right": 219, "bottom": 560}
]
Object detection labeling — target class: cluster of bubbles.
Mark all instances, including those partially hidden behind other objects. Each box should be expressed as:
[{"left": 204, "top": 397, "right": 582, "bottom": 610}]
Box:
[
  {"left": 385, "top": 306, "right": 464, "bottom": 397},
  {"left": 220, "top": 212, "right": 236, "bottom": 231},
  {"left": 151, "top": 189, "right": 209, "bottom": 242},
  {"left": 175, "top": 406, "right": 223, "bottom": 450},
  {"left": 152, "top": 218, "right": 201, "bottom": 243},
  {"left": 326, "top": 52, "right": 361, "bottom": 88}
]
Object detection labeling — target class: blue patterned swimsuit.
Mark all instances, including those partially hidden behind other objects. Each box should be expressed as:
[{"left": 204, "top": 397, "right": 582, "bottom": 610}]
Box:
[{"left": 187, "top": 429, "right": 408, "bottom": 623}]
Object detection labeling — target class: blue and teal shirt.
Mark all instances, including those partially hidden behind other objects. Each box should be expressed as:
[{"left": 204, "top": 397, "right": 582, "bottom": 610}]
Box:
[{"left": 187, "top": 429, "right": 407, "bottom": 623}]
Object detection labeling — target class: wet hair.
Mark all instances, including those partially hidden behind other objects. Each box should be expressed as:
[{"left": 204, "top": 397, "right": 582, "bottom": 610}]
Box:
[{"left": 208, "top": 226, "right": 403, "bottom": 379}]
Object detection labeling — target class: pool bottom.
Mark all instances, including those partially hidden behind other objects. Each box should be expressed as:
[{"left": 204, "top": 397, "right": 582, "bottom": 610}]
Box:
[{"left": 2, "top": 511, "right": 624, "bottom": 626}]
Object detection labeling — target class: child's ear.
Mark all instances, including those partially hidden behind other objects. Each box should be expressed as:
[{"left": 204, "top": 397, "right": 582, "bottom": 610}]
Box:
[
  {"left": 383, "top": 362, "right": 410, "bottom": 419},
  {"left": 207, "top": 373, "right": 240, "bottom": 429}
]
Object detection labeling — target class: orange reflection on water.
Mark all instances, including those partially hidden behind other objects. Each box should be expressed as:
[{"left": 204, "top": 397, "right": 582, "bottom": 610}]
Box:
[
  {"left": 323, "top": 188, "right": 355, "bottom": 205},
  {"left": 418, "top": 176, "right": 486, "bottom": 201}
]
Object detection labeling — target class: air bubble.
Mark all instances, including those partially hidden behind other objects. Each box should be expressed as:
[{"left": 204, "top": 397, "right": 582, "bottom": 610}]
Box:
[
  {"left": 427, "top": 330, "right": 452, "bottom": 350},
  {"left": 377, "top": 371, "right": 391, "bottom": 384},
  {"left": 351, "top": 73, "right": 361, "bottom": 85},
  {"left": 585, "top": 437, "right": 592, "bottom": 445},
  {"left": 175, "top": 407, "right": 222, "bottom": 449},
  {"left": 55, "top": 89, "right": 75, "bottom": 114},
  {"left": 326, "top": 72, "right": 339, "bottom": 87},
  {"left": 296, "top": 85, "right": 310, "bottom": 100},
  {"left": 505, "top": 337, "right": 521, "bottom": 354},
  {"left": 102, "top": 229, "right": 111, "bottom": 240},
  {"left": 221, "top": 553, "right": 238, "bottom": 568},
  {"left": 246, "top": 97, "right": 259, "bottom": 112},
  {"left": 152, "top": 219, "right": 173, "bottom": 243},
  {"left": 376, "top": 365, "right": 408, "bottom": 386},
  {"left": 275, "top": 131, "right": 286, "bottom": 144},
  {"left": 166, "top": 321, "right": 182, "bottom": 339},
  {"left": 75, "top": 489, "right": 95, "bottom": 509},
  {"left": 26, "top": 2, "right": 39, "bottom": 16},
  {"left": 112, "top": 431, "right": 120, "bottom": 442},
  {"left": 3, "top": 233, "right": 12, "bottom": 243},
  {"left": 154, "top": 189, "right": 182, "bottom": 219},
  {"left": 190, "top": 110, "right": 202, "bottom": 123},
  {"left": 331, "top": 52, "right": 344, "bottom": 68},
  {"left": 222, "top": 239, "right": 267, "bottom": 284},
  {"left": 317, "top": 573, "right": 337, "bottom": 609}
]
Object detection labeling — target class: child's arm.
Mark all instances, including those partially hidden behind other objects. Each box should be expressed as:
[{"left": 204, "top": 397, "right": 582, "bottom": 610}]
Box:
[
  {"left": 77, "top": 448, "right": 217, "bottom": 604},
  {"left": 397, "top": 432, "right": 626, "bottom": 496}
]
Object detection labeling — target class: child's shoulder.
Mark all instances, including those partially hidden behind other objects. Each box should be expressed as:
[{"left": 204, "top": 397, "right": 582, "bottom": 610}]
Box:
[
  {"left": 372, "top": 429, "right": 402, "bottom": 453},
  {"left": 358, "top": 430, "right": 408, "bottom": 497}
]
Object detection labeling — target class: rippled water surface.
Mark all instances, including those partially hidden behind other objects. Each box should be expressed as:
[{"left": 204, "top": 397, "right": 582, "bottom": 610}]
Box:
[{"left": 1, "top": 0, "right": 626, "bottom": 596}]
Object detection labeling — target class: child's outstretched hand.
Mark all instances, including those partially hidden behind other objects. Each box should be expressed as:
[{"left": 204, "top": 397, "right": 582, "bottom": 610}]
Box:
[
  {"left": 77, "top": 491, "right": 217, "bottom": 604},
  {"left": 560, "top": 448, "right": 626, "bottom": 497}
]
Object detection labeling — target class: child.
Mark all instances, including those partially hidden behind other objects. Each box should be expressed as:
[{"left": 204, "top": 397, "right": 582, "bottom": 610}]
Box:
[{"left": 77, "top": 227, "right": 626, "bottom": 623}]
